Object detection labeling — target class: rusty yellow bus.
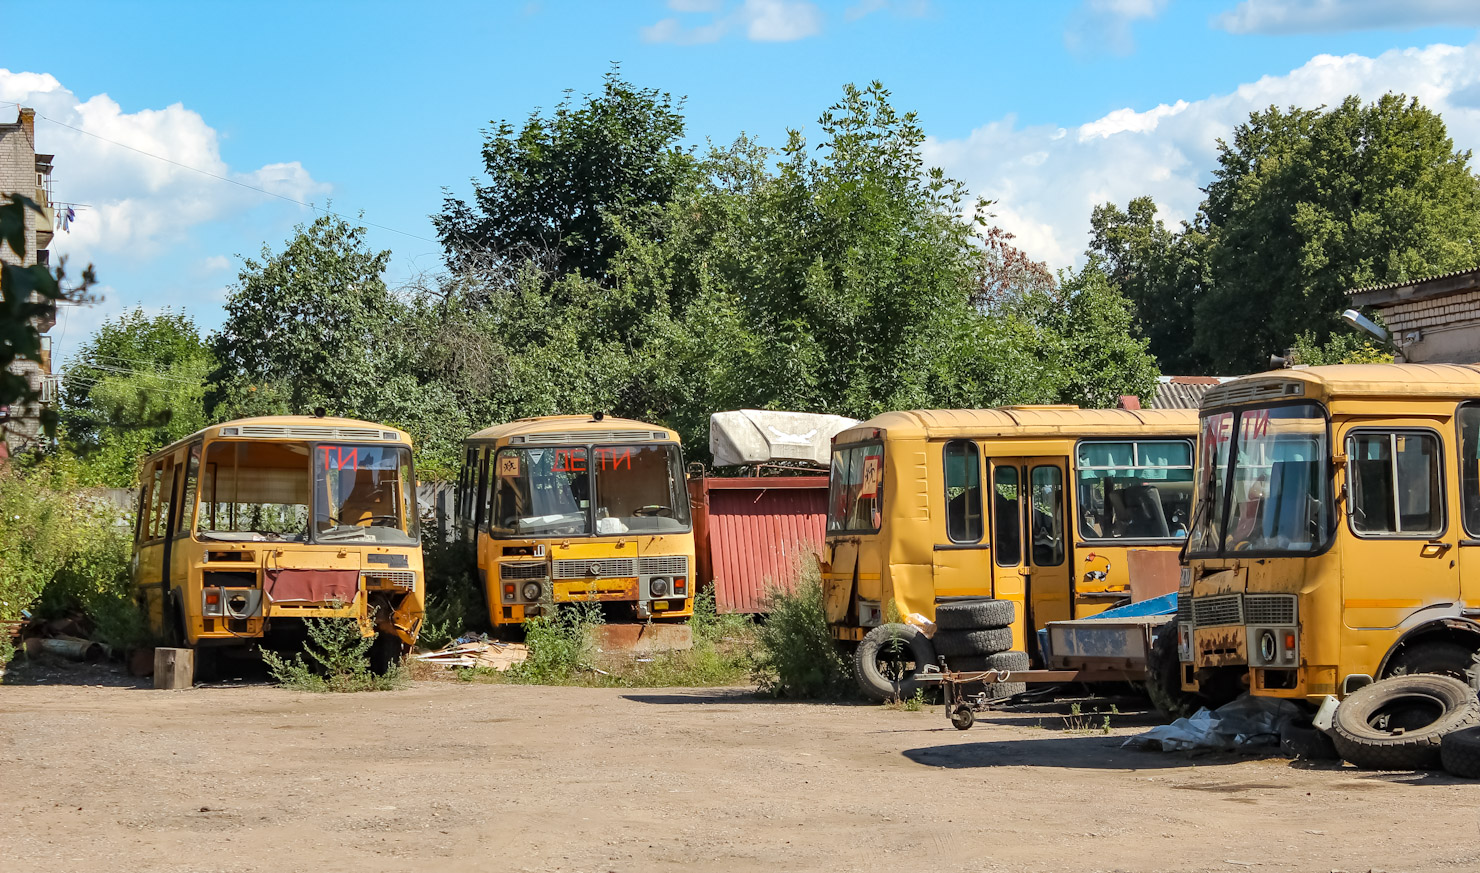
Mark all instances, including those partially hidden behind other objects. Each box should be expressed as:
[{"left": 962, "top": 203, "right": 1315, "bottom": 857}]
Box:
[
  {"left": 132, "top": 415, "right": 424, "bottom": 679},
  {"left": 1181, "top": 364, "right": 1480, "bottom": 706},
  {"left": 824, "top": 406, "right": 1199, "bottom": 700},
  {"left": 458, "top": 415, "right": 696, "bottom": 627}
]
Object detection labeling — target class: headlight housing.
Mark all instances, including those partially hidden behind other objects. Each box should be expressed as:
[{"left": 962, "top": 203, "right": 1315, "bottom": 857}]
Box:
[
  {"left": 521, "top": 581, "right": 542, "bottom": 602},
  {"left": 649, "top": 577, "right": 669, "bottom": 597}
]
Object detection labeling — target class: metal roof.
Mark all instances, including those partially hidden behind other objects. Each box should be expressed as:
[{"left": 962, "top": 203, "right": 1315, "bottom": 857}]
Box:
[
  {"left": 839, "top": 406, "right": 1198, "bottom": 442},
  {"left": 1149, "top": 376, "right": 1233, "bottom": 410},
  {"left": 155, "top": 415, "right": 411, "bottom": 456},
  {"left": 1206, "top": 363, "right": 1480, "bottom": 405},
  {"left": 1347, "top": 266, "right": 1480, "bottom": 303},
  {"left": 467, "top": 415, "right": 679, "bottom": 444}
]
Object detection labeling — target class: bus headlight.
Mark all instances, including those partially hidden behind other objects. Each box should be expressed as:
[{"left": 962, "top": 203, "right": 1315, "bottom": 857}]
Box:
[
  {"left": 1258, "top": 630, "right": 1277, "bottom": 663},
  {"left": 649, "top": 577, "right": 669, "bottom": 597},
  {"left": 521, "top": 581, "right": 542, "bottom": 602}
]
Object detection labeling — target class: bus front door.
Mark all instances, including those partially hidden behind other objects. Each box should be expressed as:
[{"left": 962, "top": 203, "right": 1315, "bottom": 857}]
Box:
[{"left": 988, "top": 457, "right": 1073, "bottom": 660}]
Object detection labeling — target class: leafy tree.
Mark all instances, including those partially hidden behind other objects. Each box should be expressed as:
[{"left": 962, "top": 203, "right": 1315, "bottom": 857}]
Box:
[
  {"left": 434, "top": 69, "right": 696, "bottom": 280},
  {"left": 59, "top": 308, "right": 215, "bottom": 486},
  {"left": 1087, "top": 196, "right": 1208, "bottom": 374},
  {"left": 1, "top": 194, "right": 95, "bottom": 442},
  {"left": 1089, "top": 94, "right": 1480, "bottom": 374},
  {"left": 207, "top": 214, "right": 410, "bottom": 421},
  {"left": 1289, "top": 329, "right": 1393, "bottom": 366}
]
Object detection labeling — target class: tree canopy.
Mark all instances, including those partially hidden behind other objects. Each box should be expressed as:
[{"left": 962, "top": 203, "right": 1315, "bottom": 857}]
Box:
[{"left": 1091, "top": 93, "right": 1480, "bottom": 374}]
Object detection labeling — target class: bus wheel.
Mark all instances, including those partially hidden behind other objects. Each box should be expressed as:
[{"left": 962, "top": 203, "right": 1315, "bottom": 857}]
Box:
[
  {"left": 853, "top": 623, "right": 936, "bottom": 702},
  {"left": 1331, "top": 674, "right": 1480, "bottom": 770},
  {"left": 369, "top": 633, "right": 405, "bottom": 675},
  {"left": 1386, "top": 640, "right": 1478, "bottom": 683},
  {"left": 191, "top": 645, "right": 219, "bottom": 684},
  {"left": 1145, "top": 621, "right": 1201, "bottom": 720}
]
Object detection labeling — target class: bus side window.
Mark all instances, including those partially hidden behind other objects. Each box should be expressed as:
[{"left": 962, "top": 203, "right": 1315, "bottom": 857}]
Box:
[
  {"left": 147, "top": 465, "right": 165, "bottom": 541},
  {"left": 135, "top": 465, "right": 154, "bottom": 545},
  {"left": 156, "top": 460, "right": 178, "bottom": 541},
  {"left": 1460, "top": 404, "right": 1480, "bottom": 537},
  {"left": 1349, "top": 431, "right": 1444, "bottom": 536},
  {"left": 175, "top": 446, "right": 201, "bottom": 537},
  {"left": 944, "top": 440, "right": 983, "bottom": 543},
  {"left": 474, "top": 449, "right": 490, "bottom": 531},
  {"left": 993, "top": 466, "right": 1021, "bottom": 567},
  {"left": 1030, "top": 465, "right": 1066, "bottom": 566}
]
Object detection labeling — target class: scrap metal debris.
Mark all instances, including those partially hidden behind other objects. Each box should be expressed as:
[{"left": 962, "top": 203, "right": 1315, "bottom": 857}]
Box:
[{"left": 413, "top": 634, "right": 527, "bottom": 671}]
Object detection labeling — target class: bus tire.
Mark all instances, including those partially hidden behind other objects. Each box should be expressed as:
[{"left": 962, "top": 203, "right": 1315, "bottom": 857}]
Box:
[
  {"left": 1146, "top": 621, "right": 1201, "bottom": 720},
  {"left": 934, "top": 598, "right": 1015, "bottom": 630},
  {"left": 369, "top": 633, "right": 405, "bottom": 676},
  {"left": 948, "top": 651, "right": 1031, "bottom": 674},
  {"left": 1440, "top": 727, "right": 1480, "bottom": 778},
  {"left": 1331, "top": 674, "right": 1480, "bottom": 770},
  {"left": 933, "top": 627, "right": 1013, "bottom": 658},
  {"left": 191, "top": 645, "right": 219, "bottom": 684},
  {"left": 853, "top": 624, "right": 936, "bottom": 702},
  {"left": 1385, "top": 639, "right": 1479, "bottom": 683}
]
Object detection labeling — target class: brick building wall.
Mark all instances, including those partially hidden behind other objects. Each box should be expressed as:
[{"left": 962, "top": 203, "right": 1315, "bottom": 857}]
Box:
[{"left": 1, "top": 107, "right": 56, "bottom": 456}]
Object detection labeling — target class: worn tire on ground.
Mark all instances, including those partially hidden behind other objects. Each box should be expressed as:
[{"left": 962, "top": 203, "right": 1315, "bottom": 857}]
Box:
[
  {"left": 933, "top": 627, "right": 1014, "bottom": 658},
  {"left": 934, "top": 598, "right": 1015, "bottom": 630},
  {"left": 853, "top": 623, "right": 938, "bottom": 702},
  {"left": 1145, "top": 621, "right": 1201, "bottom": 720},
  {"left": 1279, "top": 719, "right": 1338, "bottom": 761},
  {"left": 1331, "top": 674, "right": 1480, "bottom": 770},
  {"left": 1440, "top": 726, "right": 1480, "bottom": 778}
]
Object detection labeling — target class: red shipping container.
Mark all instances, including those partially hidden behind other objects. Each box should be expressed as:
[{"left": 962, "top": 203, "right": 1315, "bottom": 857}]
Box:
[{"left": 688, "top": 476, "right": 828, "bottom": 614}]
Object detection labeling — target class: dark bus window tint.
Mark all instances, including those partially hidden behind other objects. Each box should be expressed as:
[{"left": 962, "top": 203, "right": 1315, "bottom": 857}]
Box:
[
  {"left": 1350, "top": 431, "right": 1442, "bottom": 536},
  {"left": 177, "top": 445, "right": 200, "bottom": 536},
  {"left": 993, "top": 466, "right": 1021, "bottom": 567},
  {"left": 1461, "top": 405, "right": 1480, "bottom": 536},
  {"left": 944, "top": 440, "right": 983, "bottom": 543},
  {"left": 1030, "top": 465, "right": 1065, "bottom": 566},
  {"left": 474, "top": 449, "right": 490, "bottom": 530}
]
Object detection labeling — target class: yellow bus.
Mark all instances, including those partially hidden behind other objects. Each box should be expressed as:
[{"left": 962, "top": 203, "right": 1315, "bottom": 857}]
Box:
[
  {"left": 458, "top": 414, "right": 696, "bottom": 627},
  {"left": 132, "top": 415, "right": 425, "bottom": 679},
  {"left": 824, "top": 406, "right": 1199, "bottom": 700},
  {"left": 1181, "top": 363, "right": 1480, "bottom": 706}
]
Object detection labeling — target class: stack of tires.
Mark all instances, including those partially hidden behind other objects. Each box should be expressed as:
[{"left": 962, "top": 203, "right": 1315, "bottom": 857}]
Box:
[
  {"left": 933, "top": 598, "right": 1028, "bottom": 700},
  {"left": 1324, "top": 674, "right": 1480, "bottom": 774}
]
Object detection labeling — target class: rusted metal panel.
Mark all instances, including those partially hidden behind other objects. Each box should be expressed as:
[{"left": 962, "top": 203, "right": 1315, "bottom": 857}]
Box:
[{"left": 690, "top": 476, "right": 828, "bottom": 614}]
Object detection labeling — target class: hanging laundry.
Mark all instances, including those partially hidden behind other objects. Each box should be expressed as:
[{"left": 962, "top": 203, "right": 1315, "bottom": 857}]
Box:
[{"left": 58, "top": 206, "right": 75, "bottom": 231}]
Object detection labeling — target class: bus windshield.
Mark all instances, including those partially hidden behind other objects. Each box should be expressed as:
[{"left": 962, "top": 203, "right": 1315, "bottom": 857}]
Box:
[
  {"left": 829, "top": 443, "right": 883, "bottom": 532},
  {"left": 1189, "top": 402, "right": 1330, "bottom": 556},
  {"left": 313, "top": 444, "right": 419, "bottom": 545},
  {"left": 490, "top": 444, "right": 690, "bottom": 538}
]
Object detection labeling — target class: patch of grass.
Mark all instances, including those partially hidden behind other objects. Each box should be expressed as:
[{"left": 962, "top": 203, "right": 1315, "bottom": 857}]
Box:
[
  {"left": 502, "top": 600, "right": 605, "bottom": 685},
  {"left": 261, "top": 617, "right": 407, "bottom": 692},
  {"left": 751, "top": 564, "right": 850, "bottom": 699},
  {"left": 883, "top": 689, "right": 927, "bottom": 712}
]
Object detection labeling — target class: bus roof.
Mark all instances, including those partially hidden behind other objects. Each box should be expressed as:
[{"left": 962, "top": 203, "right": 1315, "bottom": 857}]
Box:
[
  {"left": 1202, "top": 363, "right": 1480, "bottom": 409},
  {"left": 836, "top": 406, "right": 1199, "bottom": 443},
  {"left": 467, "top": 414, "right": 681, "bottom": 445},
  {"left": 148, "top": 415, "right": 412, "bottom": 460}
]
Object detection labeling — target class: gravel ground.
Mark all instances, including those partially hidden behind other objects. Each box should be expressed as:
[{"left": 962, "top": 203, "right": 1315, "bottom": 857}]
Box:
[{"left": 3, "top": 662, "right": 1480, "bottom": 872}]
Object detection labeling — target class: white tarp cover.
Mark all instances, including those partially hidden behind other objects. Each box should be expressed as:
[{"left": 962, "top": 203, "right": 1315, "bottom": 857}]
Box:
[
  {"left": 1122, "top": 694, "right": 1305, "bottom": 752},
  {"left": 709, "top": 409, "right": 860, "bottom": 468}
]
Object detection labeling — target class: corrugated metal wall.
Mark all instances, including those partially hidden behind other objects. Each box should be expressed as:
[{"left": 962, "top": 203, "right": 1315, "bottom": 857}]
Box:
[{"left": 692, "top": 477, "right": 828, "bottom": 614}]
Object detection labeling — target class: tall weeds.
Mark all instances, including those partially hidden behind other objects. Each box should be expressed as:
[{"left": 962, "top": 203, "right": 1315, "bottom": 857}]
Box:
[{"left": 752, "top": 563, "right": 850, "bottom": 698}]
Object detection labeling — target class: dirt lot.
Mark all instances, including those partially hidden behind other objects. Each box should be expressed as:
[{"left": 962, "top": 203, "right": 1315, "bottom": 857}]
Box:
[{"left": 4, "top": 669, "right": 1480, "bottom": 873}]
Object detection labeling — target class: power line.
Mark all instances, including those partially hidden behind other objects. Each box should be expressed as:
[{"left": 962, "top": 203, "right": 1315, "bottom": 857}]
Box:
[{"left": 3, "top": 98, "right": 440, "bottom": 246}]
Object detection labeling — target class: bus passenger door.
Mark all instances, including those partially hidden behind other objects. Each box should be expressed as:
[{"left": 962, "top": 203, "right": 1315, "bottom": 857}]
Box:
[
  {"left": 1024, "top": 458, "right": 1074, "bottom": 633},
  {"left": 987, "top": 460, "right": 1030, "bottom": 653}
]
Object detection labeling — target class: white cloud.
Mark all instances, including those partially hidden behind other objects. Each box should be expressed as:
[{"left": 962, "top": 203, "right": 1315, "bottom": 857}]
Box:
[
  {"left": 641, "top": 0, "right": 822, "bottom": 44},
  {"left": 0, "top": 69, "right": 328, "bottom": 270},
  {"left": 1217, "top": 0, "right": 1480, "bottom": 34},
  {"left": 1065, "top": 0, "right": 1169, "bottom": 56},
  {"left": 923, "top": 42, "right": 1480, "bottom": 271}
]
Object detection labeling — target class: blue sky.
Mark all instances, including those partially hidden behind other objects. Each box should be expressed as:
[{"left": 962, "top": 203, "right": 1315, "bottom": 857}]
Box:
[{"left": 3, "top": 0, "right": 1480, "bottom": 362}]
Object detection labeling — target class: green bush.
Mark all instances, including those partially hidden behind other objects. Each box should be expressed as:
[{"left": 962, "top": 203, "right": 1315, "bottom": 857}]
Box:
[
  {"left": 752, "top": 566, "right": 850, "bottom": 698},
  {"left": 0, "top": 465, "right": 145, "bottom": 652},
  {"left": 261, "top": 617, "right": 406, "bottom": 692},
  {"left": 504, "top": 600, "right": 605, "bottom": 684},
  {"left": 419, "top": 537, "right": 487, "bottom": 648}
]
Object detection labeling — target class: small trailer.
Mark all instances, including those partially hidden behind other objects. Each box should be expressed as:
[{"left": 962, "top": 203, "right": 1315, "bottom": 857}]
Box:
[{"left": 920, "top": 593, "right": 1178, "bottom": 729}]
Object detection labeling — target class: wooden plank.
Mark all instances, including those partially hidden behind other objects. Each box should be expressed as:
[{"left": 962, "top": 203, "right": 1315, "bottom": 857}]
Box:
[{"left": 153, "top": 647, "right": 194, "bottom": 690}]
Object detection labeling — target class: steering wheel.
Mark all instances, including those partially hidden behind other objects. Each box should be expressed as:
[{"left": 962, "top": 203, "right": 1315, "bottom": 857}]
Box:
[
  {"left": 633, "top": 505, "right": 674, "bottom": 518},
  {"left": 1232, "top": 539, "right": 1253, "bottom": 552},
  {"left": 361, "top": 515, "right": 400, "bottom": 527}
]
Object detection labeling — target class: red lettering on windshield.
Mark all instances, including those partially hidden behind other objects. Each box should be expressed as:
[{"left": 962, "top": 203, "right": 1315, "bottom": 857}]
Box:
[
  {"left": 553, "top": 448, "right": 587, "bottom": 473},
  {"left": 596, "top": 447, "right": 633, "bottom": 471},
  {"left": 322, "top": 447, "right": 358, "bottom": 471}
]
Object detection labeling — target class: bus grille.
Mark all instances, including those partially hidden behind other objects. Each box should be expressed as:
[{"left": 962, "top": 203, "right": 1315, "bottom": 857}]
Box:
[
  {"left": 553, "top": 558, "right": 637, "bottom": 578},
  {"left": 1175, "top": 593, "right": 1191, "bottom": 625},
  {"left": 500, "top": 562, "right": 548, "bottom": 580},
  {"left": 363, "top": 571, "right": 415, "bottom": 589},
  {"left": 1192, "top": 594, "right": 1243, "bottom": 627},
  {"left": 638, "top": 556, "right": 688, "bottom": 576},
  {"left": 1244, "top": 594, "right": 1297, "bottom": 625}
]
